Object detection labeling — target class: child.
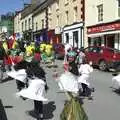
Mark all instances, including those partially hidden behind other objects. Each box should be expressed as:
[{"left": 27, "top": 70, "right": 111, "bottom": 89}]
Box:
[{"left": 78, "top": 61, "right": 93, "bottom": 97}]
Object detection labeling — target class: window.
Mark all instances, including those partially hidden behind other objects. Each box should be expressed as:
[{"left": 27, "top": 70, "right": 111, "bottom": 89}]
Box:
[
  {"left": 28, "top": 18, "right": 31, "bottom": 30},
  {"left": 65, "top": 11, "right": 69, "bottom": 24},
  {"left": 74, "top": 6, "right": 77, "bottom": 22},
  {"left": 22, "top": 22, "right": 24, "bottom": 32},
  {"left": 97, "top": 4, "right": 103, "bottom": 22},
  {"left": 41, "top": 19, "right": 44, "bottom": 29},
  {"left": 25, "top": 20, "right": 27, "bottom": 31},
  {"left": 48, "top": 5, "right": 52, "bottom": 15},
  {"left": 56, "top": 15, "right": 59, "bottom": 26},
  {"left": 36, "top": 22, "right": 38, "bottom": 31},
  {"left": 65, "top": 33, "right": 69, "bottom": 43},
  {"left": 56, "top": 0, "right": 59, "bottom": 10},
  {"left": 73, "top": 31, "right": 78, "bottom": 47}
]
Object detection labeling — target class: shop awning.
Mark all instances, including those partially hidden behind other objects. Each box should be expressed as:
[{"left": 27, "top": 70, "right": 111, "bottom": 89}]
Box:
[{"left": 87, "top": 30, "right": 120, "bottom": 38}]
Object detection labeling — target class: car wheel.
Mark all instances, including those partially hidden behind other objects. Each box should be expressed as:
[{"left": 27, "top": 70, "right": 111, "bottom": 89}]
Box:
[{"left": 99, "top": 60, "right": 107, "bottom": 71}]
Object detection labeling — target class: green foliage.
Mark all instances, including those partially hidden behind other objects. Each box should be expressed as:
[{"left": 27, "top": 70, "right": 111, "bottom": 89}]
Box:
[{"left": 60, "top": 94, "right": 88, "bottom": 120}]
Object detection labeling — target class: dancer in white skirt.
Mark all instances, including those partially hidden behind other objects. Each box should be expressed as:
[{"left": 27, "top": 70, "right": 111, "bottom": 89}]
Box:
[
  {"left": 78, "top": 61, "right": 93, "bottom": 96},
  {"left": 16, "top": 60, "right": 48, "bottom": 120},
  {"left": 112, "top": 73, "right": 120, "bottom": 90}
]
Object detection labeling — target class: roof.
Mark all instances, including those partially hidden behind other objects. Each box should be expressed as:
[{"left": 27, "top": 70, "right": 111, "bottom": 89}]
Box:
[
  {"left": 32, "top": 0, "right": 54, "bottom": 16},
  {"left": 21, "top": 0, "right": 48, "bottom": 19}
]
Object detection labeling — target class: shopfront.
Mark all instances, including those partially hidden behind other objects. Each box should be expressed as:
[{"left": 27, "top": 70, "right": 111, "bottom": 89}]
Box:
[
  {"left": 87, "top": 21, "right": 120, "bottom": 50},
  {"left": 63, "top": 22, "right": 84, "bottom": 48}
]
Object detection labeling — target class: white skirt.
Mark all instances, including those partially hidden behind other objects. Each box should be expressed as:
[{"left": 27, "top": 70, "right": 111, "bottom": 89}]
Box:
[
  {"left": 78, "top": 74, "right": 90, "bottom": 86},
  {"left": 7, "top": 69, "right": 27, "bottom": 83},
  {"left": 112, "top": 74, "right": 120, "bottom": 89},
  {"left": 58, "top": 72, "right": 79, "bottom": 94},
  {"left": 16, "top": 79, "right": 48, "bottom": 101}
]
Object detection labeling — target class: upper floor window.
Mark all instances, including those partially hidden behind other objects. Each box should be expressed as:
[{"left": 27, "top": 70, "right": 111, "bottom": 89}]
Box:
[
  {"left": 36, "top": 22, "right": 38, "bottom": 31},
  {"left": 56, "top": 0, "right": 59, "bottom": 10},
  {"left": 65, "top": 11, "right": 69, "bottom": 24},
  {"left": 56, "top": 15, "right": 59, "bottom": 26},
  {"left": 74, "top": 6, "right": 77, "bottom": 22},
  {"left": 97, "top": 4, "right": 103, "bottom": 22},
  {"left": 41, "top": 19, "right": 44, "bottom": 29},
  {"left": 28, "top": 18, "right": 31, "bottom": 30},
  {"left": 48, "top": 18, "right": 52, "bottom": 29},
  {"left": 22, "top": 22, "right": 24, "bottom": 32},
  {"left": 48, "top": 5, "right": 52, "bottom": 15},
  {"left": 25, "top": 20, "right": 27, "bottom": 31}
]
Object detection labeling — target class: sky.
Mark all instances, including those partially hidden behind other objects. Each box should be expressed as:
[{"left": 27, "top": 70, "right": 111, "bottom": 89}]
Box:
[{"left": 0, "top": 0, "right": 31, "bottom": 15}]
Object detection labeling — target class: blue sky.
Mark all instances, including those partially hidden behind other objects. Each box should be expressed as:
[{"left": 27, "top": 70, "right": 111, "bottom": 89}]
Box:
[{"left": 0, "top": 0, "right": 30, "bottom": 15}]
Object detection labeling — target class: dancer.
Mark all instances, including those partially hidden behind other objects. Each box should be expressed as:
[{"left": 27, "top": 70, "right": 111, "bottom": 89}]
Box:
[
  {"left": 16, "top": 60, "right": 48, "bottom": 120},
  {"left": 78, "top": 60, "right": 93, "bottom": 97}
]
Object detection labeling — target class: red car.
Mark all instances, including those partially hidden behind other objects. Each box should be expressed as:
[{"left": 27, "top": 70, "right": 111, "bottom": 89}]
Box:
[
  {"left": 53, "top": 43, "right": 65, "bottom": 59},
  {"left": 84, "top": 46, "right": 120, "bottom": 71}
]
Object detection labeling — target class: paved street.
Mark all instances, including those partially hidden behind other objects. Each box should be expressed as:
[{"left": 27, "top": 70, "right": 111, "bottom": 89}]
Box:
[{"left": 0, "top": 60, "right": 120, "bottom": 120}]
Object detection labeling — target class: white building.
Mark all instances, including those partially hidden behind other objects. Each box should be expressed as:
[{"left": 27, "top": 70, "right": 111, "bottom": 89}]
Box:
[{"left": 85, "top": 0, "right": 120, "bottom": 49}]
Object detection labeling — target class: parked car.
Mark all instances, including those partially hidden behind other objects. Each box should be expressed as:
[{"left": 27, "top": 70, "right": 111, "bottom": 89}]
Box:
[
  {"left": 53, "top": 43, "right": 65, "bottom": 59},
  {"left": 84, "top": 46, "right": 120, "bottom": 71}
]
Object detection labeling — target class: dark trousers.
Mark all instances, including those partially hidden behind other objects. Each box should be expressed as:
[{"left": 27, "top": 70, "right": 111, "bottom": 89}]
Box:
[
  {"left": 34, "top": 100, "right": 43, "bottom": 114},
  {"left": 81, "top": 83, "right": 89, "bottom": 96},
  {"left": 16, "top": 80, "right": 25, "bottom": 91}
]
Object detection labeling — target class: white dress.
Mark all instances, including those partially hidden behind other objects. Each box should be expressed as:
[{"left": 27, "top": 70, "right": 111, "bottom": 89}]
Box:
[
  {"left": 16, "top": 79, "right": 48, "bottom": 101},
  {"left": 58, "top": 71, "right": 79, "bottom": 94},
  {"left": 78, "top": 64, "right": 93, "bottom": 86},
  {"left": 112, "top": 74, "right": 120, "bottom": 89}
]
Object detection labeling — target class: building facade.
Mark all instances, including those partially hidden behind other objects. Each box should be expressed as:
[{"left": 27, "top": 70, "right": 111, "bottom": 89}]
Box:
[
  {"left": 14, "top": 0, "right": 84, "bottom": 47},
  {"left": 14, "top": 11, "right": 22, "bottom": 40},
  {"left": 85, "top": 0, "right": 120, "bottom": 49},
  {"left": 47, "top": 0, "right": 84, "bottom": 48}
]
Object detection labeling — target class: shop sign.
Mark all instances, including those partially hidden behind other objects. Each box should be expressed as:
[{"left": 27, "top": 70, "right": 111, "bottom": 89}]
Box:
[{"left": 87, "top": 22, "right": 120, "bottom": 34}]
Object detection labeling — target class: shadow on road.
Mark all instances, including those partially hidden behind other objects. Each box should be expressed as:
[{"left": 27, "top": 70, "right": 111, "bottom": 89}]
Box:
[
  {"left": 26, "top": 101, "right": 56, "bottom": 119},
  {"left": 0, "top": 77, "right": 13, "bottom": 84},
  {"left": 0, "top": 99, "right": 8, "bottom": 120}
]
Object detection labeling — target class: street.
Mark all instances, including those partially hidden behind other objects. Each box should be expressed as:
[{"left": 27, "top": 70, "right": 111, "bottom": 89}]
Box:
[{"left": 0, "top": 60, "right": 120, "bottom": 120}]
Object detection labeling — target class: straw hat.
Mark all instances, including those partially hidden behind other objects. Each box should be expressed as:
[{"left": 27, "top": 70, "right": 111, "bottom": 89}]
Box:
[{"left": 16, "top": 79, "right": 48, "bottom": 101}]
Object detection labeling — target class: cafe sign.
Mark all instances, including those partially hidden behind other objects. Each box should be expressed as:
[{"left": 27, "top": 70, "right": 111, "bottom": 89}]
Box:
[{"left": 87, "top": 22, "right": 120, "bottom": 34}]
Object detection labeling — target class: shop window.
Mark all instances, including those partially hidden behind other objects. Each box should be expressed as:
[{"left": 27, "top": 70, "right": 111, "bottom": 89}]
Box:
[
  {"left": 65, "top": 33, "right": 69, "bottom": 43},
  {"left": 73, "top": 31, "right": 78, "bottom": 47},
  {"left": 97, "top": 4, "right": 103, "bottom": 22}
]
